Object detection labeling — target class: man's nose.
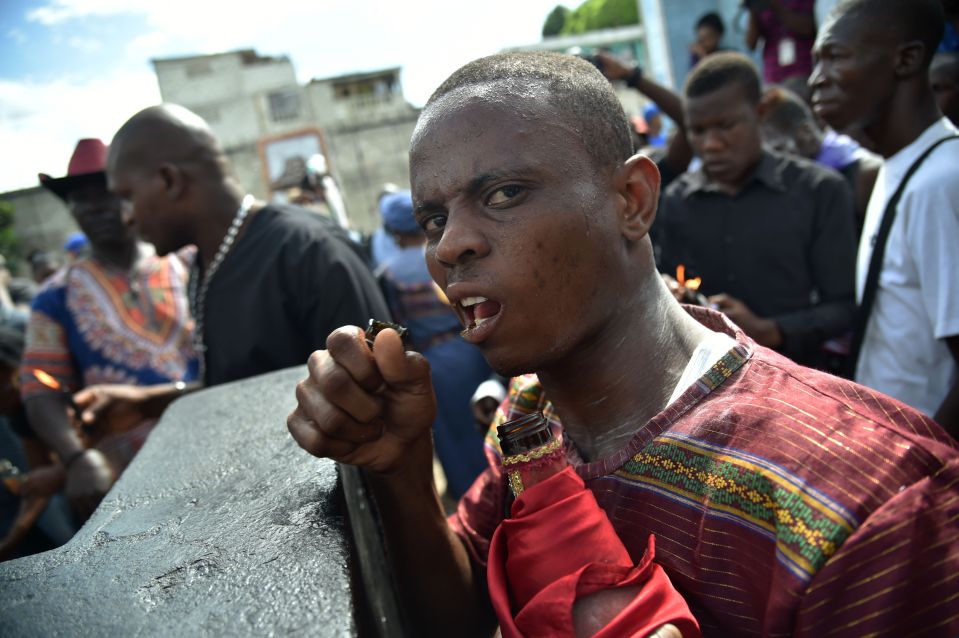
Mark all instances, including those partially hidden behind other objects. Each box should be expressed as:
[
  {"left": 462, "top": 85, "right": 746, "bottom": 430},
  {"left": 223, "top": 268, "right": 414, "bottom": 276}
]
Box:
[
  {"left": 702, "top": 129, "right": 725, "bottom": 152},
  {"left": 808, "top": 61, "right": 826, "bottom": 91},
  {"left": 433, "top": 206, "right": 490, "bottom": 268}
]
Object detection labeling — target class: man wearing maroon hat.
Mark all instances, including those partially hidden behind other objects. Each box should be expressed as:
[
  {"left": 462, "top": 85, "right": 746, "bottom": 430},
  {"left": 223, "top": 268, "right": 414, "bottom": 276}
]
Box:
[
  {"left": 20, "top": 139, "right": 198, "bottom": 521},
  {"left": 62, "top": 104, "right": 390, "bottom": 458}
]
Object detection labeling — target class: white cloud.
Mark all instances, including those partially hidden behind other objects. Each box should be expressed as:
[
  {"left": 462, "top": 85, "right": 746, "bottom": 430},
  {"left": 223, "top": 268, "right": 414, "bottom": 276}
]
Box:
[
  {"left": 26, "top": 0, "right": 138, "bottom": 25},
  {"left": 7, "top": 0, "right": 566, "bottom": 192},
  {"left": 7, "top": 28, "right": 28, "bottom": 45},
  {"left": 0, "top": 70, "right": 161, "bottom": 192},
  {"left": 68, "top": 36, "right": 103, "bottom": 52},
  {"left": 23, "top": 0, "right": 562, "bottom": 105}
]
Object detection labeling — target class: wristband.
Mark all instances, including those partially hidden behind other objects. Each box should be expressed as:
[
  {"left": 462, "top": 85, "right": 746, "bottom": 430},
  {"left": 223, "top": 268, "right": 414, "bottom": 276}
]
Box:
[
  {"left": 497, "top": 412, "right": 567, "bottom": 498},
  {"left": 502, "top": 437, "right": 566, "bottom": 497},
  {"left": 626, "top": 65, "right": 644, "bottom": 89}
]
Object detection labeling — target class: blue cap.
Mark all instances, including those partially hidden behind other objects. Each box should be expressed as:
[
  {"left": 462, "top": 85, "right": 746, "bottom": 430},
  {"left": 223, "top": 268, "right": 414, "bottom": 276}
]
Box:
[
  {"left": 379, "top": 190, "right": 419, "bottom": 235},
  {"left": 642, "top": 104, "right": 661, "bottom": 121},
  {"left": 64, "top": 232, "right": 88, "bottom": 254}
]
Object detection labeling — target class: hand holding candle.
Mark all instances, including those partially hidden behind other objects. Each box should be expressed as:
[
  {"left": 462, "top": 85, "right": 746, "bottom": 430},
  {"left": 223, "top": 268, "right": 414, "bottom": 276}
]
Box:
[
  {"left": 289, "top": 322, "right": 436, "bottom": 476},
  {"left": 32, "top": 369, "right": 84, "bottom": 429}
]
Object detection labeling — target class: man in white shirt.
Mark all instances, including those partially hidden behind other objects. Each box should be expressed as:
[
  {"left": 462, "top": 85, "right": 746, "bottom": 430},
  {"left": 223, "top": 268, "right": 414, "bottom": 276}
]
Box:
[{"left": 810, "top": 0, "right": 959, "bottom": 436}]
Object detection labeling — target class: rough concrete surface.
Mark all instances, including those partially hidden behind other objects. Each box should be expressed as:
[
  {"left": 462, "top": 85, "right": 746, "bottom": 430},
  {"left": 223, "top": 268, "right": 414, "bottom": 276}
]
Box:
[{"left": 0, "top": 366, "right": 357, "bottom": 637}]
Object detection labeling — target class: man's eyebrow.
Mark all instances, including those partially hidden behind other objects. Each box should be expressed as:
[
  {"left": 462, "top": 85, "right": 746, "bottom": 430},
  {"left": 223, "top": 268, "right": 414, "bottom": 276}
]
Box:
[
  {"left": 413, "top": 166, "right": 531, "bottom": 215},
  {"left": 413, "top": 201, "right": 439, "bottom": 217},
  {"left": 464, "top": 170, "right": 514, "bottom": 197}
]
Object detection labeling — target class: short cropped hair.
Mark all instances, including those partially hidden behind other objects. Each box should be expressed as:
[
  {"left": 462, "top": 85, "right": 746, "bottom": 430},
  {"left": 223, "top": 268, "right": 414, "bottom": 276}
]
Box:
[
  {"left": 829, "top": 0, "right": 945, "bottom": 67},
  {"left": 684, "top": 52, "right": 762, "bottom": 104},
  {"left": 762, "top": 86, "right": 814, "bottom": 132},
  {"left": 425, "top": 51, "right": 634, "bottom": 171},
  {"left": 696, "top": 12, "right": 725, "bottom": 37}
]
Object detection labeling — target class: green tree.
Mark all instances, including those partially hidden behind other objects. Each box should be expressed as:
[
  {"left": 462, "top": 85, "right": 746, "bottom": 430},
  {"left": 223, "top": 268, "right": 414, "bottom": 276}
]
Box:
[
  {"left": 542, "top": 5, "right": 571, "bottom": 37},
  {"left": 559, "top": 0, "right": 639, "bottom": 35}
]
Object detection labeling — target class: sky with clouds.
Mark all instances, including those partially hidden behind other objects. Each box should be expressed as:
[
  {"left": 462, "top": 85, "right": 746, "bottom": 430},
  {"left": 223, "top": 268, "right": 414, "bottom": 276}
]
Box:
[{"left": 0, "top": 0, "right": 567, "bottom": 193}]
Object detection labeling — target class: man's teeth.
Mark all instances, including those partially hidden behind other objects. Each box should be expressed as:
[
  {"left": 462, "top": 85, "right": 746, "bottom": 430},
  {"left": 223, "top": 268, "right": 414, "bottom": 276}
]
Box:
[
  {"left": 474, "top": 316, "right": 490, "bottom": 327},
  {"left": 460, "top": 296, "right": 488, "bottom": 308}
]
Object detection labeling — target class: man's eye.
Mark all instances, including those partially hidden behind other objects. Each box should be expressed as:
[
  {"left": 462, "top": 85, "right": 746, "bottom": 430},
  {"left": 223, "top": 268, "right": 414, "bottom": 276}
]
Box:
[
  {"left": 422, "top": 214, "right": 447, "bottom": 233},
  {"left": 487, "top": 185, "right": 525, "bottom": 206}
]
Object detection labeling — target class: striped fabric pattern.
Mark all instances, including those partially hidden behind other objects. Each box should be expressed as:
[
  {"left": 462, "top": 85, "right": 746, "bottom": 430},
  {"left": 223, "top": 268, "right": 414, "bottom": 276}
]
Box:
[{"left": 451, "top": 308, "right": 959, "bottom": 637}]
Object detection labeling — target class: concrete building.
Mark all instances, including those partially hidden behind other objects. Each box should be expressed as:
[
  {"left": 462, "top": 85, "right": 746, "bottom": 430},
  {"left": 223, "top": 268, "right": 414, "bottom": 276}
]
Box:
[
  {"left": 0, "top": 186, "right": 79, "bottom": 274},
  {"left": 153, "top": 50, "right": 420, "bottom": 232}
]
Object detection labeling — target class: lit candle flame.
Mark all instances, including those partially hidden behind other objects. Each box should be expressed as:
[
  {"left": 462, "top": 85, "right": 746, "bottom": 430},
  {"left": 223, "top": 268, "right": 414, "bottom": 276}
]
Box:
[
  {"left": 32, "top": 369, "right": 62, "bottom": 391},
  {"left": 676, "top": 265, "right": 702, "bottom": 292}
]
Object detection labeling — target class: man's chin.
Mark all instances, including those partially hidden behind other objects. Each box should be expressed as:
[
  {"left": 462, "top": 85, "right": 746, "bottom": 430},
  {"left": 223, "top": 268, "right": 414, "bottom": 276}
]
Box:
[
  {"left": 487, "top": 354, "right": 535, "bottom": 380},
  {"left": 812, "top": 101, "right": 855, "bottom": 131},
  {"left": 142, "top": 238, "right": 177, "bottom": 256}
]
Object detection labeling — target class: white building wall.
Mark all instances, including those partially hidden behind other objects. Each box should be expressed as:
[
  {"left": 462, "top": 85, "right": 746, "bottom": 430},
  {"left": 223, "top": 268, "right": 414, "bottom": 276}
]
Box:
[
  {"left": 152, "top": 51, "right": 421, "bottom": 232},
  {"left": 3, "top": 187, "right": 80, "bottom": 265}
]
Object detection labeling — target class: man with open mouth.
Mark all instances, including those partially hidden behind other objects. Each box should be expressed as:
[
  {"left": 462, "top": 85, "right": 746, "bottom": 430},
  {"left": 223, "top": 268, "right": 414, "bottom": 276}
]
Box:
[{"left": 290, "top": 50, "right": 959, "bottom": 637}]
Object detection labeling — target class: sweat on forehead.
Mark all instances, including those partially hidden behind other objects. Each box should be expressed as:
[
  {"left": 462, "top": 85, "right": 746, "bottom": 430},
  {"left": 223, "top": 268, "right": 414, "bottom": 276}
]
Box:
[{"left": 417, "top": 51, "right": 634, "bottom": 171}]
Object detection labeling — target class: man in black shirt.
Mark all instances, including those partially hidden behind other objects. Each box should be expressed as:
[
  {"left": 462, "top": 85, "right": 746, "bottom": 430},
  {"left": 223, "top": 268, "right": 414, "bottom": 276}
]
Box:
[
  {"left": 74, "top": 104, "right": 390, "bottom": 418},
  {"left": 659, "top": 53, "right": 856, "bottom": 366}
]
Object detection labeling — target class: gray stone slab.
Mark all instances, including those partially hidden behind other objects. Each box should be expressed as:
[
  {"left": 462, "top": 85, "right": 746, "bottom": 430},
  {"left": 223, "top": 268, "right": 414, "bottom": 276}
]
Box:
[{"left": 0, "top": 366, "right": 358, "bottom": 637}]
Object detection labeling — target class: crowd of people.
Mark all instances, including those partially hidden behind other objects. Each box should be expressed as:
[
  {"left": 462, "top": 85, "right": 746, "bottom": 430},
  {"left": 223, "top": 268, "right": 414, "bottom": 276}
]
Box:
[{"left": 2, "top": 0, "right": 959, "bottom": 635}]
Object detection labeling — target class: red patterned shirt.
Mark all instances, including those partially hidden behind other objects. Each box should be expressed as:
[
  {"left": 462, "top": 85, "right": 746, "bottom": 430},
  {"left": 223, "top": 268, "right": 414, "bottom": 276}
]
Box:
[{"left": 451, "top": 307, "right": 959, "bottom": 637}]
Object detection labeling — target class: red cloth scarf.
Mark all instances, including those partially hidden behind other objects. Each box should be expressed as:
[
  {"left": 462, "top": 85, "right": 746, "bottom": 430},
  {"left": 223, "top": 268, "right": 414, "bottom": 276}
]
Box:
[{"left": 488, "top": 466, "right": 700, "bottom": 637}]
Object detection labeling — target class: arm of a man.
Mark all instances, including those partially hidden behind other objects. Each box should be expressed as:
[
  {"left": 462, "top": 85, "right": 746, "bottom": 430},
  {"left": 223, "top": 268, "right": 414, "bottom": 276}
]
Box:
[
  {"left": 72, "top": 381, "right": 200, "bottom": 431},
  {"left": 593, "top": 52, "right": 683, "bottom": 128},
  {"left": 745, "top": 8, "right": 762, "bottom": 50},
  {"left": 366, "top": 460, "right": 498, "bottom": 636},
  {"left": 19, "top": 302, "right": 114, "bottom": 517},
  {"left": 24, "top": 393, "right": 113, "bottom": 519},
  {"left": 794, "top": 453, "right": 959, "bottom": 635},
  {"left": 899, "top": 168, "right": 959, "bottom": 436},
  {"left": 772, "top": 174, "right": 856, "bottom": 362},
  {"left": 768, "top": 0, "right": 817, "bottom": 38},
  {"left": 592, "top": 52, "right": 694, "bottom": 181},
  {"left": 289, "top": 328, "right": 496, "bottom": 636},
  {"left": 290, "top": 333, "right": 686, "bottom": 637}
]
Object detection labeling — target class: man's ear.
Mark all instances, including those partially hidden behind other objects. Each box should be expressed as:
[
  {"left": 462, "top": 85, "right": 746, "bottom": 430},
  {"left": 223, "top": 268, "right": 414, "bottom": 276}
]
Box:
[
  {"left": 158, "top": 163, "right": 186, "bottom": 200},
  {"left": 895, "top": 40, "right": 927, "bottom": 78},
  {"left": 756, "top": 98, "right": 769, "bottom": 122},
  {"left": 616, "top": 154, "right": 661, "bottom": 242}
]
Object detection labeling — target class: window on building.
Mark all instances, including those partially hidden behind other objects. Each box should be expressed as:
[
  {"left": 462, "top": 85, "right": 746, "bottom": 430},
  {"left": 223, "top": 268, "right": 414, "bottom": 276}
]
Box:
[
  {"left": 185, "top": 61, "right": 212, "bottom": 78},
  {"left": 332, "top": 76, "right": 400, "bottom": 108},
  {"left": 268, "top": 90, "right": 302, "bottom": 122}
]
